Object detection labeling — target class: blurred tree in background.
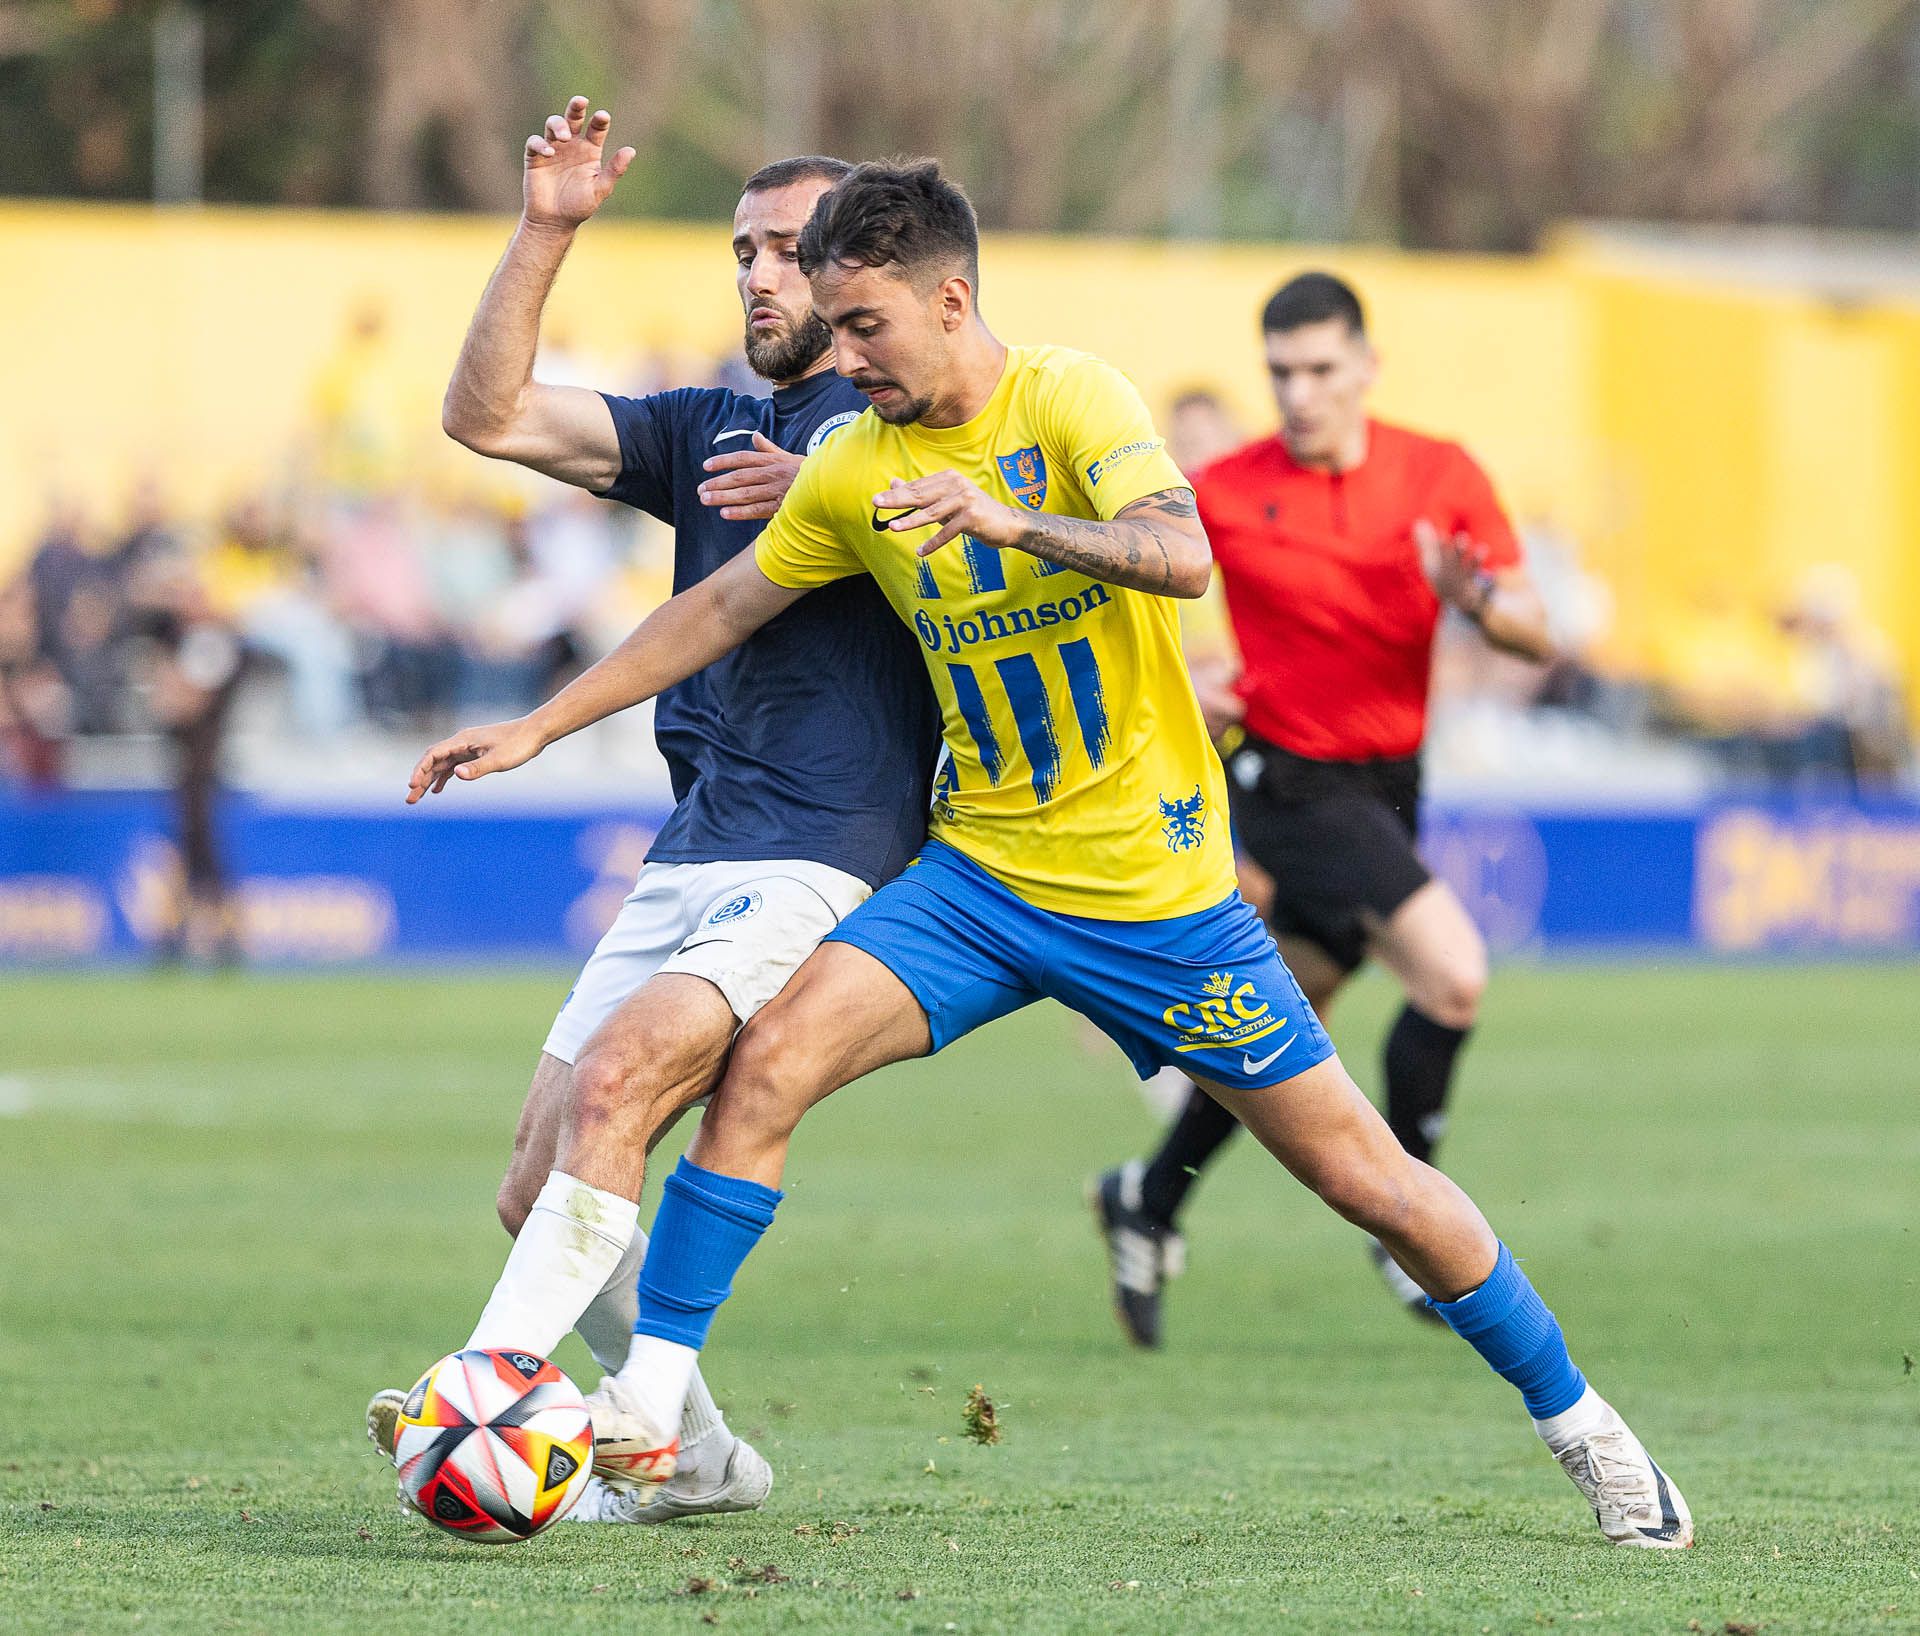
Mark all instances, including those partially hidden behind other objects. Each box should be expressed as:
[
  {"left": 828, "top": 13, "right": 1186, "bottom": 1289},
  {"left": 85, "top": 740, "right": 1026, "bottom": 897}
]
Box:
[{"left": 1, "top": 0, "right": 1915, "bottom": 246}]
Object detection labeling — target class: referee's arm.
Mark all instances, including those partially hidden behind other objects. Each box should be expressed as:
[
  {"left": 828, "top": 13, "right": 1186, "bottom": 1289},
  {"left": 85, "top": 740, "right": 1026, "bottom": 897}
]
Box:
[{"left": 1417, "top": 520, "right": 1555, "bottom": 663}]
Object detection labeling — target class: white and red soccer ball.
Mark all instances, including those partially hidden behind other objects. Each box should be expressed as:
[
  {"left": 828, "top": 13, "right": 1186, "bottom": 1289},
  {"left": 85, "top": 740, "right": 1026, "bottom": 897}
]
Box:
[{"left": 393, "top": 1348, "right": 594, "bottom": 1542}]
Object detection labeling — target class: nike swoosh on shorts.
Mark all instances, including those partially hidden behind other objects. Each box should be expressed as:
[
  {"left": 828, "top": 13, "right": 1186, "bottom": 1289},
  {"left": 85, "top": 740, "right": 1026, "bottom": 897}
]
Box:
[
  {"left": 871, "top": 508, "right": 913, "bottom": 532},
  {"left": 1242, "top": 1036, "right": 1296, "bottom": 1075},
  {"left": 712, "top": 428, "right": 757, "bottom": 445}
]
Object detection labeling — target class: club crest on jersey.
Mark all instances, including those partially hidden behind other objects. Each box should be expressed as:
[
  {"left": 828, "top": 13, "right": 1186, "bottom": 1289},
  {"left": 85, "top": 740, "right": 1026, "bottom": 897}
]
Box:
[
  {"left": 707, "top": 890, "right": 762, "bottom": 926},
  {"left": 996, "top": 445, "right": 1049, "bottom": 511},
  {"left": 806, "top": 411, "right": 861, "bottom": 454},
  {"left": 1159, "top": 785, "right": 1207, "bottom": 852},
  {"left": 1162, "top": 969, "right": 1286, "bottom": 1055}
]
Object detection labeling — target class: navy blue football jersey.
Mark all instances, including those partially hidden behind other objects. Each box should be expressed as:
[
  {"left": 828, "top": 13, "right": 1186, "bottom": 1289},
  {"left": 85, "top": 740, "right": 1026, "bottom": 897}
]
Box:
[{"left": 597, "top": 370, "right": 938, "bottom": 887}]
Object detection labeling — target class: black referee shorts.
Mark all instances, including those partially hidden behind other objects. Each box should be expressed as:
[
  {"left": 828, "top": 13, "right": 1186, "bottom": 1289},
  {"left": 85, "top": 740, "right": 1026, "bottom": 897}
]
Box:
[{"left": 1223, "top": 732, "right": 1431, "bottom": 974}]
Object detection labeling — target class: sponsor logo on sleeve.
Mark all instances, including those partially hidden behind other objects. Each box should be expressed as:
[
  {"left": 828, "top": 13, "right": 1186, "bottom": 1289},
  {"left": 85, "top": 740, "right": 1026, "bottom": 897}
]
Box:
[{"left": 1086, "top": 438, "right": 1163, "bottom": 487}]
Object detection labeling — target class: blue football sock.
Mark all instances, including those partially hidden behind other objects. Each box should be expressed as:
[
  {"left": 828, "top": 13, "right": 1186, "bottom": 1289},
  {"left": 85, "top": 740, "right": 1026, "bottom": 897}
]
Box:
[
  {"left": 634, "top": 1156, "right": 782, "bottom": 1351},
  {"left": 1429, "top": 1242, "right": 1587, "bottom": 1419}
]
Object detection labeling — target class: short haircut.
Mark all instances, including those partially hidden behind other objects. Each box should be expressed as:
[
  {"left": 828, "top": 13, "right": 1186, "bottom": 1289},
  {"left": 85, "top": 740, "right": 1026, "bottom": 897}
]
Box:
[
  {"left": 742, "top": 155, "right": 854, "bottom": 194},
  {"left": 1261, "top": 271, "right": 1366, "bottom": 337},
  {"left": 796, "top": 158, "right": 979, "bottom": 288}
]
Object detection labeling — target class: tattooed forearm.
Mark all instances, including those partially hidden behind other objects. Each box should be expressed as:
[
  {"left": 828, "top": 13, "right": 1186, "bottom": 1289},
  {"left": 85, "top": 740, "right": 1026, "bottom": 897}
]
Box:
[{"left": 1011, "top": 488, "right": 1207, "bottom": 596}]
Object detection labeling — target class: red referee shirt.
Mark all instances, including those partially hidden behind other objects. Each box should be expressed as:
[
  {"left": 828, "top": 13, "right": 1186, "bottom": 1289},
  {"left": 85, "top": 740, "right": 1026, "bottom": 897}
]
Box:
[{"left": 1197, "top": 419, "right": 1521, "bottom": 762}]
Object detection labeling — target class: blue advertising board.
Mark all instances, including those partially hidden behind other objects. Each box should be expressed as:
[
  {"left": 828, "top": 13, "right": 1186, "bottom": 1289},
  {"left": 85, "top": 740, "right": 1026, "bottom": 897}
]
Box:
[{"left": 4, "top": 790, "right": 1920, "bottom": 963}]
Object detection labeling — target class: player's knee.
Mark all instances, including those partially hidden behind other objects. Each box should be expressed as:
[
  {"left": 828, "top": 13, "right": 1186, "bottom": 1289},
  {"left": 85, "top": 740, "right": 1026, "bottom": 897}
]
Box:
[
  {"left": 713, "top": 1013, "right": 820, "bottom": 1143},
  {"left": 565, "top": 1048, "right": 656, "bottom": 1142},
  {"left": 1417, "top": 950, "right": 1486, "bottom": 1030},
  {"left": 1308, "top": 1146, "right": 1415, "bottom": 1235}
]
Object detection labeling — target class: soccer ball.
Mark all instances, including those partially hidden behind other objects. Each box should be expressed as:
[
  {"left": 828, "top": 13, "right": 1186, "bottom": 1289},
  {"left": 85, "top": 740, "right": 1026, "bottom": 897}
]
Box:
[{"left": 392, "top": 1348, "right": 594, "bottom": 1542}]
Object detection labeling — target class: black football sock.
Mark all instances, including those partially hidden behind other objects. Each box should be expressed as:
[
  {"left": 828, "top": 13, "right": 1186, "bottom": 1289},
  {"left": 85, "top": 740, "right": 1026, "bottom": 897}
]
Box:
[
  {"left": 1383, "top": 1003, "right": 1471, "bottom": 1166},
  {"left": 1137, "top": 1081, "right": 1241, "bottom": 1227}
]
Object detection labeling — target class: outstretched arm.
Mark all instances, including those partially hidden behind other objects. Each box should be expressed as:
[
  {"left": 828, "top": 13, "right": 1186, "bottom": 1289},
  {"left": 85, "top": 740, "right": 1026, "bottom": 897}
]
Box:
[
  {"left": 872, "top": 477, "right": 1211, "bottom": 598},
  {"left": 440, "top": 96, "right": 635, "bottom": 490},
  {"left": 406, "top": 553, "right": 804, "bottom": 801}
]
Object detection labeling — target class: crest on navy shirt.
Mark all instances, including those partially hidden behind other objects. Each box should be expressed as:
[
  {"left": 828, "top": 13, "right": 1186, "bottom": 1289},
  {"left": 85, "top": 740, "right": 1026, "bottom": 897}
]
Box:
[{"left": 807, "top": 411, "right": 861, "bottom": 454}]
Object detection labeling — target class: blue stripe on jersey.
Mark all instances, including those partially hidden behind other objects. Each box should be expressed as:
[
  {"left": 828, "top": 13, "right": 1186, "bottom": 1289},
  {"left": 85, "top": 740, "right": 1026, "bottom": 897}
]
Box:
[
  {"left": 994, "top": 652, "right": 1062, "bottom": 803},
  {"left": 1057, "top": 636, "right": 1112, "bottom": 768},
  {"left": 1031, "top": 558, "right": 1067, "bottom": 578},
  {"left": 915, "top": 557, "right": 939, "bottom": 599},
  {"left": 947, "top": 662, "right": 1003, "bottom": 785},
  {"left": 961, "top": 536, "right": 1006, "bottom": 594}
]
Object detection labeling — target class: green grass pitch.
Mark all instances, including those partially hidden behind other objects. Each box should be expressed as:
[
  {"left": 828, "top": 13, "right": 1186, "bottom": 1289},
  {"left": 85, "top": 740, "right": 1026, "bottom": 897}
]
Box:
[{"left": 1, "top": 962, "right": 1915, "bottom": 1634}]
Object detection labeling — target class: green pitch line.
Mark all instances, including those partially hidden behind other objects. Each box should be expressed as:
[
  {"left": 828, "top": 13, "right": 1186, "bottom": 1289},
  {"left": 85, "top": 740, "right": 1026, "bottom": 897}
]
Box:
[{"left": 1, "top": 964, "right": 1915, "bottom": 1634}]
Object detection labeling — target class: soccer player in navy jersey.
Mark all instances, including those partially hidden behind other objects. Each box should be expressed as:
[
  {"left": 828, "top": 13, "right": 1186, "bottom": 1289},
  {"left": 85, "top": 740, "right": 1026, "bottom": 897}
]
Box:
[{"left": 364, "top": 98, "right": 940, "bottom": 1527}]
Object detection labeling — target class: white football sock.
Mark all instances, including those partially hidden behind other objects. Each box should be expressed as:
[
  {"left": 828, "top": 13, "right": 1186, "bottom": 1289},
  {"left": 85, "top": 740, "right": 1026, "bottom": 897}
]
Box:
[
  {"left": 574, "top": 1223, "right": 647, "bottom": 1374},
  {"left": 678, "top": 1365, "right": 726, "bottom": 1446},
  {"left": 573, "top": 1223, "right": 731, "bottom": 1449},
  {"left": 1531, "top": 1383, "right": 1613, "bottom": 1454},
  {"left": 612, "top": 1332, "right": 702, "bottom": 1440},
  {"left": 467, "top": 1172, "right": 637, "bottom": 1357}
]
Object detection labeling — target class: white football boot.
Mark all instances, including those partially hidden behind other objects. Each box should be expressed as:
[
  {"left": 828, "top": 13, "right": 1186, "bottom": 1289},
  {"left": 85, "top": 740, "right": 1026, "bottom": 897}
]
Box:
[
  {"left": 583, "top": 1375, "right": 680, "bottom": 1495},
  {"left": 564, "top": 1433, "right": 773, "bottom": 1524},
  {"left": 1544, "top": 1391, "right": 1694, "bottom": 1548}
]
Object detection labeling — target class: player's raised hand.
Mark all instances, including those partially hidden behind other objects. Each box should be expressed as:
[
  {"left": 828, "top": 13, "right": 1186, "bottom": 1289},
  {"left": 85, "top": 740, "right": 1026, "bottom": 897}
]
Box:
[
  {"left": 523, "top": 96, "right": 635, "bottom": 232},
  {"left": 406, "top": 717, "right": 546, "bottom": 803},
  {"left": 698, "top": 434, "right": 803, "bottom": 522},
  {"left": 1415, "top": 518, "right": 1491, "bottom": 612},
  {"left": 872, "top": 470, "right": 1022, "bottom": 557}
]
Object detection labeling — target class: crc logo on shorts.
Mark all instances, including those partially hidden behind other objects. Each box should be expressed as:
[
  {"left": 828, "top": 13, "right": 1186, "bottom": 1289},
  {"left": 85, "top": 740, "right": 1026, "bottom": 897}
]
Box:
[
  {"left": 806, "top": 411, "right": 861, "bottom": 454},
  {"left": 1163, "top": 970, "right": 1286, "bottom": 1056},
  {"left": 707, "top": 891, "right": 763, "bottom": 926}
]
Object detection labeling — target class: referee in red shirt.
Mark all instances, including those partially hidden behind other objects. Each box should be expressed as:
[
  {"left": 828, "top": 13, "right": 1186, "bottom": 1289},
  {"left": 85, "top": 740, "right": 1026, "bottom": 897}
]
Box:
[{"left": 1094, "top": 271, "right": 1555, "bottom": 1346}]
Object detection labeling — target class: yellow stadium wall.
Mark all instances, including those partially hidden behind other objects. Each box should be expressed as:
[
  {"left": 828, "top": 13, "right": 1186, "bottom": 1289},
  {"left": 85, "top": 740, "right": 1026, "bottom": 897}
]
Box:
[{"left": 0, "top": 203, "right": 1914, "bottom": 719}]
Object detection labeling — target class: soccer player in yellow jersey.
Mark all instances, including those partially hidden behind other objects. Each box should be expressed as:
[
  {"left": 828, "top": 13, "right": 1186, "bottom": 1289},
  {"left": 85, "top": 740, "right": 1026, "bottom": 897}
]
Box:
[{"left": 408, "top": 161, "right": 1693, "bottom": 1549}]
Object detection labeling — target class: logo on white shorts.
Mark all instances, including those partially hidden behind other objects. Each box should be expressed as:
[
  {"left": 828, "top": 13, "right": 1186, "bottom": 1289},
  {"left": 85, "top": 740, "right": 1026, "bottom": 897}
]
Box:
[{"left": 707, "top": 891, "right": 763, "bottom": 926}]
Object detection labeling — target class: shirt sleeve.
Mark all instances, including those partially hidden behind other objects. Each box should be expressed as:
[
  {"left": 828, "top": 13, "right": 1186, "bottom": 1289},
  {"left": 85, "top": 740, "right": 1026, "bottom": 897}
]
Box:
[
  {"left": 595, "top": 389, "right": 688, "bottom": 520},
  {"left": 752, "top": 445, "right": 866, "bottom": 589},
  {"left": 1045, "top": 358, "right": 1192, "bottom": 520},
  {"left": 1440, "top": 444, "right": 1522, "bottom": 572}
]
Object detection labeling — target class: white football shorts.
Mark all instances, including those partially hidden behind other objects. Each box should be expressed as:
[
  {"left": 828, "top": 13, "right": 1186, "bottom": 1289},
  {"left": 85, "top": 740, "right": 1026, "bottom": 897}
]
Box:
[{"left": 541, "top": 857, "right": 871, "bottom": 1065}]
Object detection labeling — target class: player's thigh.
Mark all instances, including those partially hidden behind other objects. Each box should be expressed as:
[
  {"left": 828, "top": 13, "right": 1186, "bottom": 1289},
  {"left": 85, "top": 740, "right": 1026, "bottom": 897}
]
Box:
[
  {"left": 1363, "top": 877, "right": 1488, "bottom": 1028},
  {"left": 693, "top": 940, "right": 934, "bottom": 1160},
  {"left": 1191, "top": 1054, "right": 1407, "bottom": 1210}
]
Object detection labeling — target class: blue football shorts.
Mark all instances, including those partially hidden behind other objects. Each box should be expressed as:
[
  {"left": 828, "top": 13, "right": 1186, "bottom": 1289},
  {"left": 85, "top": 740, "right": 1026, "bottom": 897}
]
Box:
[{"left": 823, "top": 839, "right": 1336, "bottom": 1091}]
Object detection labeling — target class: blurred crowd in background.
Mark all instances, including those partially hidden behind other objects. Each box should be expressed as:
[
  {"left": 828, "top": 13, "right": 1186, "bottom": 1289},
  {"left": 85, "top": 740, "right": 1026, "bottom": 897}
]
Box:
[{"left": 3, "top": 321, "right": 1910, "bottom": 807}]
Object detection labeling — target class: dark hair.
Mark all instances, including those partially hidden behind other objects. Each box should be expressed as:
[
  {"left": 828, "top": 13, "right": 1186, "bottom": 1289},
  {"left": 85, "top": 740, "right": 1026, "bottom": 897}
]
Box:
[
  {"left": 1261, "top": 271, "right": 1366, "bottom": 337},
  {"left": 796, "top": 158, "right": 979, "bottom": 288},
  {"left": 742, "top": 155, "right": 854, "bottom": 194}
]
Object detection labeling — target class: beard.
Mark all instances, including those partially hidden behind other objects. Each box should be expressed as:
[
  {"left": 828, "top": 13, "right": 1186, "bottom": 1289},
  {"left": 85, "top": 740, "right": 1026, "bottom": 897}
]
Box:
[
  {"left": 848, "top": 374, "right": 933, "bottom": 425},
  {"left": 869, "top": 391, "right": 934, "bottom": 425},
  {"left": 743, "top": 305, "right": 832, "bottom": 383}
]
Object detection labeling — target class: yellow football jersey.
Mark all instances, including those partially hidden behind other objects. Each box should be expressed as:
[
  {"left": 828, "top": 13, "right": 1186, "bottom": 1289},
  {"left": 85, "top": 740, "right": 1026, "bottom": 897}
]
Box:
[{"left": 755, "top": 344, "right": 1235, "bottom": 919}]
